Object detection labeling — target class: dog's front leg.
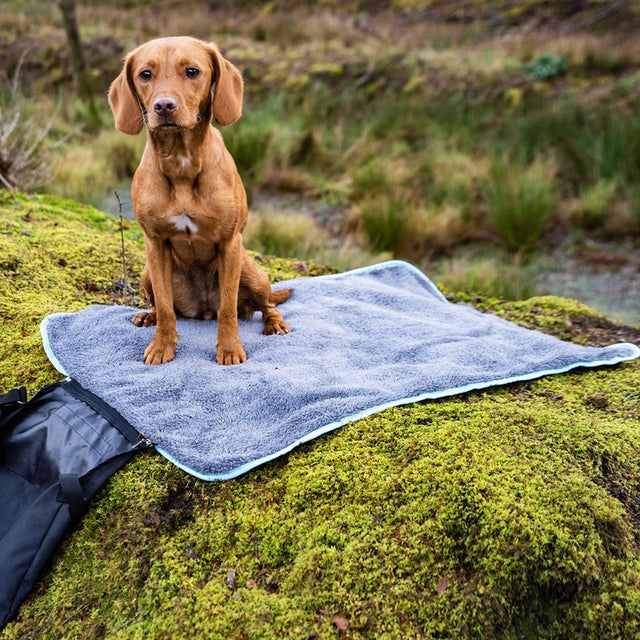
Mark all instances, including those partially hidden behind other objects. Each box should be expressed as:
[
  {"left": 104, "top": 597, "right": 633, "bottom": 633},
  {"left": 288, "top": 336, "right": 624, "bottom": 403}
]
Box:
[
  {"left": 143, "top": 236, "right": 178, "bottom": 365},
  {"left": 216, "top": 234, "right": 246, "bottom": 365}
]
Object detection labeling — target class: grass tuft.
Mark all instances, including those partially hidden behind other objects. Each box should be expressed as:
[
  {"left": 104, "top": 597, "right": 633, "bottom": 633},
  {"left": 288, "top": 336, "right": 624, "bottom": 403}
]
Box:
[
  {"left": 482, "top": 155, "right": 559, "bottom": 252},
  {"left": 437, "top": 254, "right": 539, "bottom": 301},
  {"left": 571, "top": 179, "right": 619, "bottom": 229},
  {"left": 244, "top": 210, "right": 320, "bottom": 260}
]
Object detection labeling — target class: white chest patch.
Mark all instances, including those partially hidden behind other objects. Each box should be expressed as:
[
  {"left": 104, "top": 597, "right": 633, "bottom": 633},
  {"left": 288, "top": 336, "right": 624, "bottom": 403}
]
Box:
[{"left": 171, "top": 213, "right": 199, "bottom": 235}]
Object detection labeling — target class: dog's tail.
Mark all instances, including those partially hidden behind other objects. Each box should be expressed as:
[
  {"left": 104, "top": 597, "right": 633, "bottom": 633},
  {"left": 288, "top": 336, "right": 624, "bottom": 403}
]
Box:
[{"left": 270, "top": 288, "right": 294, "bottom": 306}]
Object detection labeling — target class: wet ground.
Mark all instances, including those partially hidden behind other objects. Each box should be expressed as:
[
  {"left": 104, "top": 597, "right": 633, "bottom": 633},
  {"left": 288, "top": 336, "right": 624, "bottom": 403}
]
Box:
[{"left": 537, "top": 240, "right": 640, "bottom": 326}]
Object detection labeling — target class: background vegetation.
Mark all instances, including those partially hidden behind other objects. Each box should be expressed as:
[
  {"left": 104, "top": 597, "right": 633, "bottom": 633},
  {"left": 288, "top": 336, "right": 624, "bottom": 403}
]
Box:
[
  {"left": 2, "top": 0, "right": 640, "bottom": 319},
  {"left": 2, "top": 2, "right": 640, "bottom": 638}
]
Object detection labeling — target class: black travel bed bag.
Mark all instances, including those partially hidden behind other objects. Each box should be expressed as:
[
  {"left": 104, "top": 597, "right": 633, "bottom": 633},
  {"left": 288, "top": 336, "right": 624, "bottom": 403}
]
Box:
[{"left": 0, "top": 379, "right": 144, "bottom": 628}]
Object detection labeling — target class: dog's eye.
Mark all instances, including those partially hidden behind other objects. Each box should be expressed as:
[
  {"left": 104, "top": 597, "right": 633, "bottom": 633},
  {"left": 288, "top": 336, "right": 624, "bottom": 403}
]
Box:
[
  {"left": 139, "top": 70, "right": 152, "bottom": 82},
  {"left": 185, "top": 67, "right": 200, "bottom": 79}
]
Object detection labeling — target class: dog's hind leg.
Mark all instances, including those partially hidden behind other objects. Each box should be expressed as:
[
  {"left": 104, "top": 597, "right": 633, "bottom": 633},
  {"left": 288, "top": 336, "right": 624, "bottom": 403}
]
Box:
[
  {"left": 239, "top": 253, "right": 292, "bottom": 335},
  {"left": 262, "top": 288, "right": 293, "bottom": 335},
  {"left": 131, "top": 265, "right": 158, "bottom": 327}
]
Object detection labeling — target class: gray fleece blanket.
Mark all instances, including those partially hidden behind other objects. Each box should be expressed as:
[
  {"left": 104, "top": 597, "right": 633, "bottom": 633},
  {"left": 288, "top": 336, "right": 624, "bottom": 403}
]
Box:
[{"left": 41, "top": 260, "right": 639, "bottom": 480}]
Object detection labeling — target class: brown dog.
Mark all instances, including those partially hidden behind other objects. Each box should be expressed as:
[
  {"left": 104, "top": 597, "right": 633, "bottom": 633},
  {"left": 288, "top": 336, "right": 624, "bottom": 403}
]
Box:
[{"left": 108, "top": 37, "right": 291, "bottom": 365}]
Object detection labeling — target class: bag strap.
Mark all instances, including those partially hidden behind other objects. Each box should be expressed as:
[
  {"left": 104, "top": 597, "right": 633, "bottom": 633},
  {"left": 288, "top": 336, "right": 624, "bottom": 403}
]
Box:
[
  {"left": 2, "top": 381, "right": 67, "bottom": 424},
  {"left": 0, "top": 387, "right": 27, "bottom": 425},
  {"left": 61, "top": 379, "right": 150, "bottom": 448},
  {"left": 58, "top": 474, "right": 87, "bottom": 520}
]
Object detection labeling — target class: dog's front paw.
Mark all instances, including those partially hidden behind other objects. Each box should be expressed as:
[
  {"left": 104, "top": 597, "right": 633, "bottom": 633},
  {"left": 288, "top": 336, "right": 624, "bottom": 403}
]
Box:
[
  {"left": 143, "top": 333, "right": 177, "bottom": 365},
  {"left": 216, "top": 343, "right": 247, "bottom": 366},
  {"left": 131, "top": 311, "right": 157, "bottom": 327},
  {"left": 263, "top": 320, "right": 291, "bottom": 336}
]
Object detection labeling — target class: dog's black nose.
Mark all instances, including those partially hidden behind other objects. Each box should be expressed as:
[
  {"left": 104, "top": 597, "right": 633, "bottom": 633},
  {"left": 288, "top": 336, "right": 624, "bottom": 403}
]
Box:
[{"left": 153, "top": 97, "right": 178, "bottom": 117}]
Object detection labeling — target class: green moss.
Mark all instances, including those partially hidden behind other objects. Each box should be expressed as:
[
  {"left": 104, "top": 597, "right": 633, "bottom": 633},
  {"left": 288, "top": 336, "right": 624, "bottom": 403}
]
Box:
[
  {"left": 2, "top": 192, "right": 640, "bottom": 638},
  {"left": 0, "top": 191, "right": 146, "bottom": 393},
  {"left": 493, "top": 296, "right": 640, "bottom": 347},
  {"left": 251, "top": 252, "right": 337, "bottom": 281}
]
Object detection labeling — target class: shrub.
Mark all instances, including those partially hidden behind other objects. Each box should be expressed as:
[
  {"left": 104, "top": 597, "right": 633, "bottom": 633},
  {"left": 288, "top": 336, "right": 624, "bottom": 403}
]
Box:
[
  {"left": 0, "top": 60, "right": 55, "bottom": 191},
  {"left": 524, "top": 53, "right": 567, "bottom": 81}
]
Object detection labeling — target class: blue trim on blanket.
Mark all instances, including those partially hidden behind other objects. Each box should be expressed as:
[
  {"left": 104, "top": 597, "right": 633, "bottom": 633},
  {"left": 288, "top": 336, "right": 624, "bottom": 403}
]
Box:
[
  {"left": 40, "top": 259, "right": 640, "bottom": 482},
  {"left": 40, "top": 313, "right": 71, "bottom": 377},
  {"left": 156, "top": 344, "right": 640, "bottom": 482}
]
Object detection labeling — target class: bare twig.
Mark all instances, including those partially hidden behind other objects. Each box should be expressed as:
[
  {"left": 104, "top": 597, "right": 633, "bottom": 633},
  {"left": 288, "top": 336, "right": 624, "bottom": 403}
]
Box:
[
  {"left": 63, "top": 602, "right": 91, "bottom": 624},
  {"left": 0, "top": 49, "right": 56, "bottom": 191},
  {"left": 114, "top": 608, "right": 146, "bottom": 632},
  {"left": 0, "top": 171, "right": 18, "bottom": 204},
  {"left": 0, "top": 171, "right": 14, "bottom": 190},
  {"left": 114, "top": 190, "right": 129, "bottom": 306},
  {"left": 583, "top": 0, "right": 623, "bottom": 27},
  {"left": 9, "top": 50, "right": 29, "bottom": 103}
]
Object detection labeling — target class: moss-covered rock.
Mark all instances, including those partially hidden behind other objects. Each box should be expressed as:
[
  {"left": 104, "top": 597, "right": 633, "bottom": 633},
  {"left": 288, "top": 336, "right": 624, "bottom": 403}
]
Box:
[
  {"left": 0, "top": 191, "right": 145, "bottom": 394},
  {"left": 1, "top": 191, "right": 640, "bottom": 639}
]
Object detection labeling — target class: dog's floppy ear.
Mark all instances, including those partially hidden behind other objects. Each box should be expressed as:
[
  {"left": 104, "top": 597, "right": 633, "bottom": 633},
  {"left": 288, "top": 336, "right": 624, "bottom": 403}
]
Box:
[
  {"left": 206, "top": 43, "right": 243, "bottom": 127},
  {"left": 108, "top": 54, "right": 143, "bottom": 135}
]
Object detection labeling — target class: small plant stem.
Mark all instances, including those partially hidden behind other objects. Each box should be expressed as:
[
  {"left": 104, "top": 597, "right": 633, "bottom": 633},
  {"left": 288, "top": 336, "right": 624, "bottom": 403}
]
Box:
[
  {"left": 114, "top": 190, "right": 128, "bottom": 306},
  {"left": 0, "top": 172, "right": 19, "bottom": 203}
]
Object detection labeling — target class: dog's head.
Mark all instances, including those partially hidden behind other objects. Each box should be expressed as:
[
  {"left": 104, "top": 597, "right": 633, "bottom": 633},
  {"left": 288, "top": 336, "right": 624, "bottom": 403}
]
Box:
[{"left": 108, "top": 36, "right": 243, "bottom": 135}]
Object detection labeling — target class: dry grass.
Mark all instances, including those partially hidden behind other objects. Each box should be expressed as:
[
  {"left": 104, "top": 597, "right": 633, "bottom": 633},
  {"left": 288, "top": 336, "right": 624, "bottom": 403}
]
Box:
[
  {"left": 0, "top": 57, "right": 58, "bottom": 191},
  {"left": 50, "top": 128, "right": 144, "bottom": 207},
  {"left": 437, "top": 253, "right": 539, "bottom": 301},
  {"left": 3, "top": 0, "right": 640, "bottom": 301},
  {"left": 244, "top": 207, "right": 389, "bottom": 272}
]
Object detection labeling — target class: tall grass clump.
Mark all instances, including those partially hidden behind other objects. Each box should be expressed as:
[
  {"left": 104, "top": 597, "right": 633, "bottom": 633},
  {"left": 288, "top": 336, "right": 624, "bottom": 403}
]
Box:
[
  {"left": 351, "top": 159, "right": 413, "bottom": 254},
  {"left": 244, "top": 210, "right": 321, "bottom": 259},
  {"left": 223, "top": 92, "right": 333, "bottom": 199},
  {"left": 576, "top": 114, "right": 640, "bottom": 185},
  {"left": 221, "top": 98, "right": 277, "bottom": 190},
  {"left": 509, "top": 102, "right": 640, "bottom": 193},
  {"left": 244, "top": 208, "right": 384, "bottom": 271},
  {"left": 438, "top": 255, "right": 539, "bottom": 301},
  {"left": 571, "top": 179, "right": 618, "bottom": 229},
  {"left": 482, "top": 155, "right": 558, "bottom": 252},
  {"left": 50, "top": 128, "right": 144, "bottom": 208},
  {"left": 358, "top": 194, "right": 413, "bottom": 254},
  {"left": 626, "top": 184, "right": 640, "bottom": 230}
]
